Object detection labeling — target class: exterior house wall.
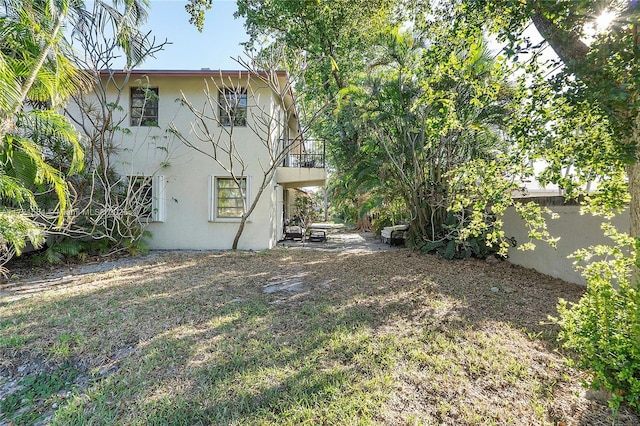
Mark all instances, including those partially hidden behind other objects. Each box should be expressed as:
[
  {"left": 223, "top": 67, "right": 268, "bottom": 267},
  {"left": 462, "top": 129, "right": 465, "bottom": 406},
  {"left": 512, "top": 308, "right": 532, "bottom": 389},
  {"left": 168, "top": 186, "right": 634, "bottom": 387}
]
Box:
[
  {"left": 69, "top": 71, "right": 303, "bottom": 250},
  {"left": 502, "top": 200, "right": 629, "bottom": 285}
]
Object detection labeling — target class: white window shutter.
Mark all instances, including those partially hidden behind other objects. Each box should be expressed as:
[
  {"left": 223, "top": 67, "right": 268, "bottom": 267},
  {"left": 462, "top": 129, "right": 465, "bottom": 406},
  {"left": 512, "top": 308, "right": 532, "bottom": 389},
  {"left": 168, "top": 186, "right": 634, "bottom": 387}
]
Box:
[
  {"left": 208, "top": 175, "right": 215, "bottom": 222},
  {"left": 246, "top": 175, "right": 253, "bottom": 222},
  {"left": 151, "top": 175, "right": 165, "bottom": 222}
]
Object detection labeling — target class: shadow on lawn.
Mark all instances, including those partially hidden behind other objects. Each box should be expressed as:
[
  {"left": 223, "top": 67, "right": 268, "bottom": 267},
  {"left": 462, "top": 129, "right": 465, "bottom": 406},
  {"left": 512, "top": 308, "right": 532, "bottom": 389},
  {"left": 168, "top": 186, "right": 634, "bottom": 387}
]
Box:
[{"left": 2, "top": 249, "right": 638, "bottom": 425}]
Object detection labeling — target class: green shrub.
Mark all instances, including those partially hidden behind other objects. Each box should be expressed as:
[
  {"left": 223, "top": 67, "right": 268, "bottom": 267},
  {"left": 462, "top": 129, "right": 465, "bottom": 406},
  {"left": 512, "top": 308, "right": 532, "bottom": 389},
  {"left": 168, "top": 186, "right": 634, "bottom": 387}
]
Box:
[
  {"left": 31, "top": 238, "right": 85, "bottom": 265},
  {"left": 372, "top": 197, "right": 409, "bottom": 236},
  {"left": 417, "top": 211, "right": 514, "bottom": 259},
  {"left": 553, "top": 224, "right": 640, "bottom": 414}
]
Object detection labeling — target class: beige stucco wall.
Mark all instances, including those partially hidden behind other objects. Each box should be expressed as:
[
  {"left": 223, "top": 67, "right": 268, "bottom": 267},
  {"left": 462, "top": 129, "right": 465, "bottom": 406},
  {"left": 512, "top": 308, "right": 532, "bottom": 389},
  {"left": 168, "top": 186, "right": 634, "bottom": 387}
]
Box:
[
  {"left": 68, "top": 72, "right": 296, "bottom": 250},
  {"left": 502, "top": 203, "right": 629, "bottom": 285}
]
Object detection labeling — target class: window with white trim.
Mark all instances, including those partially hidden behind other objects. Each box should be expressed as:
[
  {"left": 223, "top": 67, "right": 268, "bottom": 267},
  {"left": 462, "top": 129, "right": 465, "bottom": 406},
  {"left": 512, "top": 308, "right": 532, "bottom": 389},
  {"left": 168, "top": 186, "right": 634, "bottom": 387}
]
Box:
[
  {"left": 128, "top": 175, "right": 165, "bottom": 222},
  {"left": 209, "top": 176, "right": 249, "bottom": 221}
]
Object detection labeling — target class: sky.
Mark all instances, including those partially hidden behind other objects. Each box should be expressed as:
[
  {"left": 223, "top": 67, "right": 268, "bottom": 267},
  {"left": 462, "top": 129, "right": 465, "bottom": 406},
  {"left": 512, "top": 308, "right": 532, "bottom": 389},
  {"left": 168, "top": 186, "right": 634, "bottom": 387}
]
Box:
[{"left": 137, "top": 0, "right": 248, "bottom": 70}]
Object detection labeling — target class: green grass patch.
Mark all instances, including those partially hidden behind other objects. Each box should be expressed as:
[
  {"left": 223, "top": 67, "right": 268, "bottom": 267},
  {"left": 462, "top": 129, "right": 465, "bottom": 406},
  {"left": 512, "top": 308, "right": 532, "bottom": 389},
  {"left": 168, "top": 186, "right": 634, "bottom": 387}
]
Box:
[
  {"left": 1, "top": 364, "right": 80, "bottom": 425},
  {"left": 0, "top": 333, "right": 33, "bottom": 348}
]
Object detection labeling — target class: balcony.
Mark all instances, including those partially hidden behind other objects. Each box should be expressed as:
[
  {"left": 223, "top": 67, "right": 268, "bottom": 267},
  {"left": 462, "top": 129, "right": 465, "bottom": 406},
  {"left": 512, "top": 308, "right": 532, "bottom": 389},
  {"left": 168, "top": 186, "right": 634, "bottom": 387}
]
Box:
[
  {"left": 282, "top": 138, "right": 326, "bottom": 168},
  {"left": 277, "top": 138, "right": 327, "bottom": 187}
]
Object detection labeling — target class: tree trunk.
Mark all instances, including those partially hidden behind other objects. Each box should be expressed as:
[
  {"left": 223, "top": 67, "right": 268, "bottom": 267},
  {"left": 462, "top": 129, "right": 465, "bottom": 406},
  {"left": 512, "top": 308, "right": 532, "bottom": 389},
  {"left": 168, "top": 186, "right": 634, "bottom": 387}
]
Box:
[
  {"left": 232, "top": 215, "right": 247, "bottom": 250},
  {"left": 628, "top": 116, "right": 640, "bottom": 244},
  {"left": 530, "top": 10, "right": 589, "bottom": 70},
  {"left": 231, "top": 177, "right": 270, "bottom": 250},
  {"left": 626, "top": 136, "right": 640, "bottom": 281},
  {"left": 628, "top": 162, "right": 640, "bottom": 241}
]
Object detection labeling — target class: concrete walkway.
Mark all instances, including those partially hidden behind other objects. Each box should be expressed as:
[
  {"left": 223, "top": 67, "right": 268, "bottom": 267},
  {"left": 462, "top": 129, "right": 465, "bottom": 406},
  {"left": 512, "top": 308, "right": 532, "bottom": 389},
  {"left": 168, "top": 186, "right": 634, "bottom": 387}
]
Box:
[{"left": 277, "top": 226, "right": 403, "bottom": 254}]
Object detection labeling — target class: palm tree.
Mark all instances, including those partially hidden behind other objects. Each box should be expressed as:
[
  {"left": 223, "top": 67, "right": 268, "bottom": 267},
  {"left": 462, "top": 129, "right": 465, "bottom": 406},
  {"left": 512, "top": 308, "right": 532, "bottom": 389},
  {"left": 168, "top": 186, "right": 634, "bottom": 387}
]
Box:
[
  {"left": 0, "top": 0, "right": 151, "bottom": 265},
  {"left": 0, "top": 0, "right": 83, "bottom": 260}
]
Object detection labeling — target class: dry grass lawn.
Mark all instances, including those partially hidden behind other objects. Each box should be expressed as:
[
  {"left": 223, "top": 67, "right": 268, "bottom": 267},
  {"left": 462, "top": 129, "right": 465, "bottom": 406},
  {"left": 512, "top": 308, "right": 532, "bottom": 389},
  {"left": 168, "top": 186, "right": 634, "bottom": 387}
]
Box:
[{"left": 1, "top": 235, "right": 639, "bottom": 425}]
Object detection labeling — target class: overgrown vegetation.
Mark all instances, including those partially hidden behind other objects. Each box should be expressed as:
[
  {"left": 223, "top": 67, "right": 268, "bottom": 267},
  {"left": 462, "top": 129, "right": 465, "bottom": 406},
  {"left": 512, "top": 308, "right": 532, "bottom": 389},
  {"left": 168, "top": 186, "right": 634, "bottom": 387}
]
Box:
[
  {"left": 0, "top": 0, "right": 86, "bottom": 272},
  {"left": 1, "top": 1, "right": 168, "bottom": 270},
  {"left": 229, "top": 0, "right": 640, "bottom": 413},
  {"left": 458, "top": 0, "right": 640, "bottom": 412},
  {"left": 418, "top": 211, "right": 515, "bottom": 260},
  {"left": 1, "top": 0, "right": 637, "bottom": 417},
  {"left": 52, "top": 2, "right": 169, "bottom": 261}
]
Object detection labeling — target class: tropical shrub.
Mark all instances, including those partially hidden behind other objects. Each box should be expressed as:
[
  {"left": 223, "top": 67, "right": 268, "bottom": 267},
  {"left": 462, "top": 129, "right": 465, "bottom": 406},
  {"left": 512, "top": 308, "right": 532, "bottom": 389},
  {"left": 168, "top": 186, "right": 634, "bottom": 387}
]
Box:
[
  {"left": 417, "top": 210, "right": 515, "bottom": 260},
  {"left": 553, "top": 224, "right": 640, "bottom": 413}
]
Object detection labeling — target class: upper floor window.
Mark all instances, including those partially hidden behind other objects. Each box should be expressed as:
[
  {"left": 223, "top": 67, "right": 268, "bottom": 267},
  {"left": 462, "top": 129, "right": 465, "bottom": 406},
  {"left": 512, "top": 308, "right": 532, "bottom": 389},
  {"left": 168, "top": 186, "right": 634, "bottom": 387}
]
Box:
[
  {"left": 219, "top": 88, "right": 247, "bottom": 127},
  {"left": 131, "top": 87, "right": 159, "bottom": 126}
]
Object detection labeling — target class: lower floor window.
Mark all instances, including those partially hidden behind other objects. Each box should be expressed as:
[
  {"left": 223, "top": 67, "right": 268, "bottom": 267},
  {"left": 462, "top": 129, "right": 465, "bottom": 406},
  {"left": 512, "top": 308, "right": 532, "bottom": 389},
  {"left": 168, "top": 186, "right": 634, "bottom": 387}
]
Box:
[
  {"left": 210, "top": 176, "right": 250, "bottom": 221},
  {"left": 127, "top": 175, "right": 165, "bottom": 222},
  {"left": 216, "top": 177, "right": 246, "bottom": 218}
]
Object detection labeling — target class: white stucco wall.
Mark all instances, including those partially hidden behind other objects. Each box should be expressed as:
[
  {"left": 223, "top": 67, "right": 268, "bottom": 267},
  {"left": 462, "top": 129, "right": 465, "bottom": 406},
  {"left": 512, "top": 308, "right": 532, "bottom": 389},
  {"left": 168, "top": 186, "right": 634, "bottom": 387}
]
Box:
[
  {"left": 502, "top": 201, "right": 629, "bottom": 285},
  {"left": 68, "top": 72, "right": 296, "bottom": 250}
]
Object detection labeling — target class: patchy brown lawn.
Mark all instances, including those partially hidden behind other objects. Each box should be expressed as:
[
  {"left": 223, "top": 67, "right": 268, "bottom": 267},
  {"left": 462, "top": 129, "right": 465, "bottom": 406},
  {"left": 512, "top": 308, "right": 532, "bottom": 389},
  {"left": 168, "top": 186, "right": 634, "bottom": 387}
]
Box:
[{"left": 0, "top": 232, "right": 638, "bottom": 425}]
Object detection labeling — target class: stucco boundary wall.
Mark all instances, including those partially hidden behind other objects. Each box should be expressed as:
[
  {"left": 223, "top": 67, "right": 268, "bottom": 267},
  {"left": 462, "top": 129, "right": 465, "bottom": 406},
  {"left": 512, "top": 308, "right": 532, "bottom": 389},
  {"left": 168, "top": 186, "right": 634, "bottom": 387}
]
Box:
[{"left": 502, "top": 196, "right": 629, "bottom": 286}]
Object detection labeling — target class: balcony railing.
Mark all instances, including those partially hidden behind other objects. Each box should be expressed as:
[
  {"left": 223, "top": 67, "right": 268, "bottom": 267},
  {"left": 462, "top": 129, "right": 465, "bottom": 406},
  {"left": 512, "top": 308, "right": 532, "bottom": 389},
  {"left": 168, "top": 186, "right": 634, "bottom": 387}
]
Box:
[{"left": 281, "top": 138, "right": 325, "bottom": 168}]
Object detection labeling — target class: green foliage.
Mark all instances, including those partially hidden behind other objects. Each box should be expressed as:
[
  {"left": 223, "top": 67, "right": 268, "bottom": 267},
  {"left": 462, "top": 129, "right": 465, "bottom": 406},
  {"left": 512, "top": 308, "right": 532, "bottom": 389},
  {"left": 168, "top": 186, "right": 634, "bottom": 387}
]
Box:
[
  {"left": 236, "top": 0, "right": 395, "bottom": 92},
  {"left": 553, "top": 225, "right": 640, "bottom": 413},
  {"left": 0, "top": 209, "right": 44, "bottom": 256},
  {"left": 291, "top": 192, "right": 319, "bottom": 228},
  {"left": 458, "top": 2, "right": 640, "bottom": 416},
  {"left": 371, "top": 197, "right": 409, "bottom": 235},
  {"left": 236, "top": 0, "right": 398, "bottom": 231},
  {"left": 122, "top": 230, "right": 151, "bottom": 256},
  {"left": 28, "top": 227, "right": 150, "bottom": 266},
  {"left": 507, "top": 74, "right": 628, "bottom": 218},
  {"left": 185, "top": 0, "right": 212, "bottom": 32},
  {"left": 418, "top": 210, "right": 514, "bottom": 260},
  {"left": 0, "top": 0, "right": 87, "bottom": 266},
  {"left": 333, "top": 26, "right": 514, "bottom": 245},
  {"left": 31, "top": 238, "right": 85, "bottom": 265}
]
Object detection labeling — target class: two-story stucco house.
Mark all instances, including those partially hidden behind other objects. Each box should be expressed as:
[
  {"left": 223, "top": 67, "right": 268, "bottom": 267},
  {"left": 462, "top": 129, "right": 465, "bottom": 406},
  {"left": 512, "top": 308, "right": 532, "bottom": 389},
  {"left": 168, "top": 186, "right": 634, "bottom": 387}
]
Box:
[{"left": 68, "top": 69, "right": 326, "bottom": 250}]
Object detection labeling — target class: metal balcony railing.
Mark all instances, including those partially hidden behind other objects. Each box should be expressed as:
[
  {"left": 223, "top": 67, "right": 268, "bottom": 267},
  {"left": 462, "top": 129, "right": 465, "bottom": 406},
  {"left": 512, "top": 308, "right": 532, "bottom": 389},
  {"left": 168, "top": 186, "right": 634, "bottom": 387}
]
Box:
[{"left": 281, "top": 138, "right": 326, "bottom": 168}]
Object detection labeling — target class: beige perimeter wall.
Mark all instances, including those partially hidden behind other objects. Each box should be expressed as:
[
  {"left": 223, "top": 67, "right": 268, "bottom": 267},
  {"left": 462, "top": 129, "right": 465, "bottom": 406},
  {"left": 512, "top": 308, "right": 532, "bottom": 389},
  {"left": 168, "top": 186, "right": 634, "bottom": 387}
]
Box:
[{"left": 502, "top": 200, "right": 629, "bottom": 286}]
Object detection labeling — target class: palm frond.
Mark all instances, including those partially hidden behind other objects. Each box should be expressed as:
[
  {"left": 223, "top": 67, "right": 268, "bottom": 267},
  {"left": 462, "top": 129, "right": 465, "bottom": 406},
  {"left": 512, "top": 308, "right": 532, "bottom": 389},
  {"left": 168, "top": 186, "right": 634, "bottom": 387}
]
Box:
[
  {"left": 96, "top": 0, "right": 152, "bottom": 68},
  {"left": 13, "top": 136, "right": 71, "bottom": 225},
  {"left": 0, "top": 60, "right": 20, "bottom": 113},
  {"left": 18, "top": 109, "right": 84, "bottom": 174},
  {"left": 0, "top": 171, "right": 37, "bottom": 208},
  {"left": 0, "top": 21, "right": 27, "bottom": 112},
  {"left": 1, "top": 141, "right": 39, "bottom": 190},
  {"left": 0, "top": 208, "right": 45, "bottom": 255}
]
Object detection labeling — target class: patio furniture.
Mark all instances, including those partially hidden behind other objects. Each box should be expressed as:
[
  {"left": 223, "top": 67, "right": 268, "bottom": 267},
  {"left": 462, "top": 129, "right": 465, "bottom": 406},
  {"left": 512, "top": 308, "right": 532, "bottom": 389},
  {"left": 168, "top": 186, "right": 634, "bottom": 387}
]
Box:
[
  {"left": 381, "top": 224, "right": 409, "bottom": 246},
  {"left": 308, "top": 228, "right": 327, "bottom": 242},
  {"left": 284, "top": 225, "right": 305, "bottom": 241}
]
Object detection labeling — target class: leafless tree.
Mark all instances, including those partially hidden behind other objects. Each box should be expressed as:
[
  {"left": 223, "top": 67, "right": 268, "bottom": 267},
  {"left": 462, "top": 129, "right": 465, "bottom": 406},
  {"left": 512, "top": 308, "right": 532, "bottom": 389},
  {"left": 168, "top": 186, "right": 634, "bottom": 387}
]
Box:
[
  {"left": 39, "top": 3, "right": 175, "bottom": 256},
  {"left": 170, "top": 51, "right": 328, "bottom": 249}
]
